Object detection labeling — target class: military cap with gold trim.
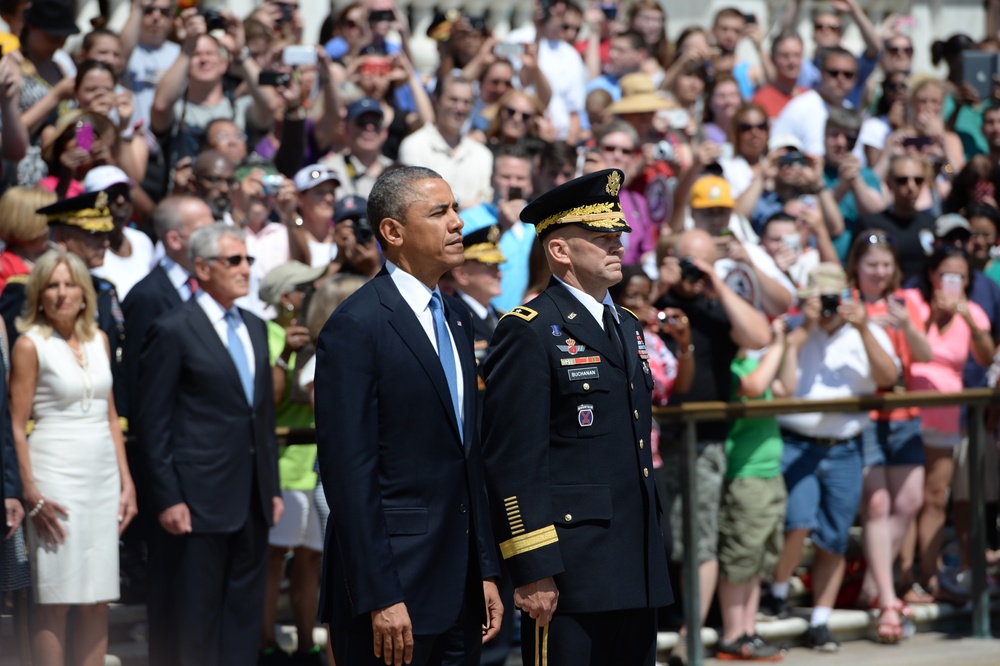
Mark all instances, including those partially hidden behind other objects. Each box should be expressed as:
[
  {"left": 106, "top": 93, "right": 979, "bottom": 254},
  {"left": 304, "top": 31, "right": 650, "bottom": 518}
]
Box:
[
  {"left": 521, "top": 168, "right": 633, "bottom": 238},
  {"left": 37, "top": 190, "right": 113, "bottom": 234},
  {"left": 462, "top": 224, "right": 506, "bottom": 265}
]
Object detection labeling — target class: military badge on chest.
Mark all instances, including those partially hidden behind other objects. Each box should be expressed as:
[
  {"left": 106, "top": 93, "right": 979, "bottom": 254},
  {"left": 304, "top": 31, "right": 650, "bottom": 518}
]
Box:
[
  {"left": 557, "top": 338, "right": 586, "bottom": 355},
  {"left": 577, "top": 404, "right": 594, "bottom": 427}
]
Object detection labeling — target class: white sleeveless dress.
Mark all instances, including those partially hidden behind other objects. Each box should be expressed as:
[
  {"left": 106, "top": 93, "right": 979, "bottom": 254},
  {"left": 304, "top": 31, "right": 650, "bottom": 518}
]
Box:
[{"left": 24, "top": 327, "right": 120, "bottom": 604}]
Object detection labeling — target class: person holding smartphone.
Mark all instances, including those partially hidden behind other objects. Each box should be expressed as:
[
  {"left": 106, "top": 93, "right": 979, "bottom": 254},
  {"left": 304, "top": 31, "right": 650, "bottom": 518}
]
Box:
[{"left": 901, "top": 245, "right": 993, "bottom": 601}]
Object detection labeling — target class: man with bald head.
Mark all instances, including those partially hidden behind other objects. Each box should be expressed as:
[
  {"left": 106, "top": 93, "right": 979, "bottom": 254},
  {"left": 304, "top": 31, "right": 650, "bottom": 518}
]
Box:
[
  {"left": 121, "top": 194, "right": 215, "bottom": 666},
  {"left": 653, "top": 228, "right": 771, "bottom": 635},
  {"left": 188, "top": 150, "right": 236, "bottom": 221}
]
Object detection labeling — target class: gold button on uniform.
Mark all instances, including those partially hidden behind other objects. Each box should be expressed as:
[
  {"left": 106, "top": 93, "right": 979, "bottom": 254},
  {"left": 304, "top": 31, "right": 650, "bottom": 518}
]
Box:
[
  {"left": 582, "top": 383, "right": 590, "bottom": 390},
  {"left": 564, "top": 514, "right": 572, "bottom": 522},
  {"left": 633, "top": 410, "right": 639, "bottom": 420},
  {"left": 639, "top": 439, "right": 644, "bottom": 449},
  {"left": 643, "top": 468, "right": 649, "bottom": 478}
]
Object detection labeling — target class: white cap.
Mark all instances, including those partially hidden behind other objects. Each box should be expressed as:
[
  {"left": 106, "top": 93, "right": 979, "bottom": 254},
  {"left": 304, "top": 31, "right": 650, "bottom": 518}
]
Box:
[
  {"left": 293, "top": 164, "right": 340, "bottom": 193},
  {"left": 768, "top": 134, "right": 804, "bottom": 153},
  {"left": 82, "top": 165, "right": 131, "bottom": 193}
]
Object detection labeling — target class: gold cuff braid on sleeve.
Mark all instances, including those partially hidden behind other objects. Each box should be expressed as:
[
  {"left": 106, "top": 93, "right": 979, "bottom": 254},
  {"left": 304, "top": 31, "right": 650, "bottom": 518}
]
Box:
[{"left": 499, "top": 525, "right": 559, "bottom": 559}]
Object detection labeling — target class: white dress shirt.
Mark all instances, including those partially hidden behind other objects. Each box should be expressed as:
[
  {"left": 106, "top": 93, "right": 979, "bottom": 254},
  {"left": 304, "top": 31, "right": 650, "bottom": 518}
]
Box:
[
  {"left": 162, "top": 257, "right": 195, "bottom": 301},
  {"left": 555, "top": 276, "right": 620, "bottom": 328},
  {"left": 386, "top": 261, "right": 465, "bottom": 420},
  {"left": 196, "top": 291, "right": 256, "bottom": 380}
]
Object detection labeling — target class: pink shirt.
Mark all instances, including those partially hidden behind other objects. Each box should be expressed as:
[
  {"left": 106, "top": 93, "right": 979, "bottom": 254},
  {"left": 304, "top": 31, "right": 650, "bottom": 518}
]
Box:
[{"left": 907, "top": 288, "right": 990, "bottom": 433}]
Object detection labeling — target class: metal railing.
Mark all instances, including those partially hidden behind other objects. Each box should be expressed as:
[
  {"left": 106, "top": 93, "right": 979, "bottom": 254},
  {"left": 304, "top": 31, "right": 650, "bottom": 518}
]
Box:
[
  {"left": 653, "top": 388, "right": 1000, "bottom": 666},
  {"left": 275, "top": 388, "right": 999, "bottom": 664}
]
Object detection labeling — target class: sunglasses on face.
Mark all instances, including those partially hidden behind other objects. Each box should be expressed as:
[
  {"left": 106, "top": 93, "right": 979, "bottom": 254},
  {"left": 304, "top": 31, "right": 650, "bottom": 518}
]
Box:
[
  {"left": 210, "top": 254, "right": 256, "bottom": 267},
  {"left": 353, "top": 115, "right": 383, "bottom": 131},
  {"left": 503, "top": 107, "right": 533, "bottom": 121},
  {"left": 737, "top": 121, "right": 768, "bottom": 133},
  {"left": 600, "top": 144, "right": 635, "bottom": 155},
  {"left": 884, "top": 81, "right": 908, "bottom": 92},
  {"left": 142, "top": 6, "right": 171, "bottom": 17},
  {"left": 887, "top": 45, "right": 914, "bottom": 56},
  {"left": 892, "top": 175, "right": 925, "bottom": 186},
  {"left": 825, "top": 68, "right": 856, "bottom": 81}
]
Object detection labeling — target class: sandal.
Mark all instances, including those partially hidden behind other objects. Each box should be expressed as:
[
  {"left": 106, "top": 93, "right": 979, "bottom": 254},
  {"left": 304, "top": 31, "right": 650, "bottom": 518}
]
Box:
[
  {"left": 874, "top": 600, "right": 913, "bottom": 644},
  {"left": 900, "top": 582, "right": 935, "bottom": 605}
]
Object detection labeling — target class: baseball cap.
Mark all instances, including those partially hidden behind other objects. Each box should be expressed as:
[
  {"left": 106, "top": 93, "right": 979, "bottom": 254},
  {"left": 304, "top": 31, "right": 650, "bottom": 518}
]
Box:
[
  {"left": 82, "top": 166, "right": 132, "bottom": 193},
  {"left": 935, "top": 213, "right": 971, "bottom": 239},
  {"left": 347, "top": 98, "right": 384, "bottom": 121},
  {"left": 259, "top": 261, "right": 328, "bottom": 306},
  {"left": 690, "top": 175, "right": 735, "bottom": 209},
  {"left": 293, "top": 164, "right": 340, "bottom": 193},
  {"left": 334, "top": 195, "right": 367, "bottom": 223},
  {"left": 768, "top": 134, "right": 804, "bottom": 153}
]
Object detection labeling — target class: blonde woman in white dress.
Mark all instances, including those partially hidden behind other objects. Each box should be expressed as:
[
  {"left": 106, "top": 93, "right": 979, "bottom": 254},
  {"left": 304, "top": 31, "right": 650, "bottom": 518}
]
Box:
[{"left": 11, "top": 249, "right": 136, "bottom": 666}]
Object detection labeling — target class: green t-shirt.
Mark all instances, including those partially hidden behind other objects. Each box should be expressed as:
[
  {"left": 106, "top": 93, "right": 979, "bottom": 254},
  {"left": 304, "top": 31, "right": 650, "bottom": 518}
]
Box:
[
  {"left": 267, "top": 320, "right": 317, "bottom": 491},
  {"left": 984, "top": 260, "right": 1000, "bottom": 289},
  {"left": 724, "top": 355, "right": 783, "bottom": 479}
]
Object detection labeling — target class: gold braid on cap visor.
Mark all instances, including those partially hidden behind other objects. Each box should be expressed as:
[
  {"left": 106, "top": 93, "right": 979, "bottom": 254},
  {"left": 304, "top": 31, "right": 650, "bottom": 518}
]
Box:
[{"left": 533, "top": 202, "right": 628, "bottom": 235}]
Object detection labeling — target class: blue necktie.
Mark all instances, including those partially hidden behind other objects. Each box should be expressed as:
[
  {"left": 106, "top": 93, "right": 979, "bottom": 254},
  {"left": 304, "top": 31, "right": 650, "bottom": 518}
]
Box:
[
  {"left": 429, "top": 293, "right": 462, "bottom": 441},
  {"left": 224, "top": 309, "right": 254, "bottom": 406}
]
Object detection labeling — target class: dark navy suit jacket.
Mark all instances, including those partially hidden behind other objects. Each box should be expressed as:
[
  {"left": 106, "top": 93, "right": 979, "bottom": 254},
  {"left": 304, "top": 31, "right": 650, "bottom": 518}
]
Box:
[{"left": 315, "top": 267, "right": 499, "bottom": 635}]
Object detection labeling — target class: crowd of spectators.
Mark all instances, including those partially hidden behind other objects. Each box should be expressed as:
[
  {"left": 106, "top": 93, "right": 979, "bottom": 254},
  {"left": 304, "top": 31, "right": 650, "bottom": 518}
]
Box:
[{"left": 0, "top": 0, "right": 1000, "bottom": 663}]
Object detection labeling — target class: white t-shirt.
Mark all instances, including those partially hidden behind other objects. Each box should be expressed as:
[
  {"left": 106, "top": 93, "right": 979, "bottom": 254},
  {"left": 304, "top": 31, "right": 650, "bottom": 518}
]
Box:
[
  {"left": 719, "top": 155, "right": 755, "bottom": 199},
  {"left": 777, "top": 321, "right": 899, "bottom": 438},
  {"left": 90, "top": 226, "right": 156, "bottom": 300},
  {"left": 506, "top": 26, "right": 587, "bottom": 141},
  {"left": 855, "top": 115, "right": 890, "bottom": 167},
  {"left": 771, "top": 90, "right": 831, "bottom": 157}
]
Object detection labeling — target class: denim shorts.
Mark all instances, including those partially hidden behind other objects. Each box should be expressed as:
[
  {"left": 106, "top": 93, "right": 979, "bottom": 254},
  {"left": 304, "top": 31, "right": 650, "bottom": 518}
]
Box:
[
  {"left": 781, "top": 432, "right": 863, "bottom": 555},
  {"left": 861, "top": 417, "right": 925, "bottom": 468}
]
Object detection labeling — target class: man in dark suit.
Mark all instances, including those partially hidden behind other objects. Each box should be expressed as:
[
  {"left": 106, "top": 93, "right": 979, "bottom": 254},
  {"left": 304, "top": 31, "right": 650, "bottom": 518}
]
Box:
[
  {"left": 315, "top": 166, "right": 503, "bottom": 666},
  {"left": 481, "top": 169, "right": 672, "bottom": 665},
  {"left": 120, "top": 195, "right": 213, "bottom": 664},
  {"left": 136, "top": 223, "right": 282, "bottom": 666},
  {"left": 121, "top": 195, "right": 215, "bottom": 420}
]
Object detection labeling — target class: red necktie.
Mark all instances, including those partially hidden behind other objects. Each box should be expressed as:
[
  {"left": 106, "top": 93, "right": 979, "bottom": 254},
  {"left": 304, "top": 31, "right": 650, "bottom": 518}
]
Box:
[{"left": 187, "top": 276, "right": 199, "bottom": 299}]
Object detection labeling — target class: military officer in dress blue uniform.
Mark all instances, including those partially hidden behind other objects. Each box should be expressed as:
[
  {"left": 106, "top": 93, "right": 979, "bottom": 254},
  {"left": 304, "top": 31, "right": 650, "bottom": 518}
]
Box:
[{"left": 481, "top": 168, "right": 672, "bottom": 665}]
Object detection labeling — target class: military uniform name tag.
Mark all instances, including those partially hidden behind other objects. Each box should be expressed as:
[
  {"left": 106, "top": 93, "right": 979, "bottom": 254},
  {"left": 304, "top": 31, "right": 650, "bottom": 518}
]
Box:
[{"left": 567, "top": 367, "right": 599, "bottom": 381}]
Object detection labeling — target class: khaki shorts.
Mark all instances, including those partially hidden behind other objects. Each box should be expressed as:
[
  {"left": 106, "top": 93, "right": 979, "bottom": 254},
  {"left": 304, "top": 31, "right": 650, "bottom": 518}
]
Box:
[
  {"left": 718, "top": 476, "right": 787, "bottom": 584},
  {"left": 662, "top": 441, "right": 727, "bottom": 564},
  {"left": 952, "top": 433, "right": 1000, "bottom": 503}
]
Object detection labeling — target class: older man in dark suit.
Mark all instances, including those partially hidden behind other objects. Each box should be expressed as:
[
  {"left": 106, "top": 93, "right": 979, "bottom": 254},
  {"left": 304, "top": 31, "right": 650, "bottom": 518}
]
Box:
[
  {"left": 481, "top": 169, "right": 672, "bottom": 666},
  {"left": 136, "top": 223, "right": 281, "bottom": 666},
  {"left": 120, "top": 195, "right": 213, "bottom": 666},
  {"left": 315, "top": 166, "right": 502, "bottom": 666}
]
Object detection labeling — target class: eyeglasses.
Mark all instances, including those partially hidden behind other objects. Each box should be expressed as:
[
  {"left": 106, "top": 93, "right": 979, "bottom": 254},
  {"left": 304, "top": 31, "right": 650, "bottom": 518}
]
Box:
[
  {"left": 737, "top": 121, "right": 768, "bottom": 133},
  {"left": 600, "top": 144, "right": 635, "bottom": 155},
  {"left": 826, "top": 128, "right": 859, "bottom": 145},
  {"left": 862, "top": 233, "right": 894, "bottom": 245},
  {"left": 503, "top": 107, "right": 533, "bottom": 121},
  {"left": 884, "top": 81, "right": 908, "bottom": 92},
  {"left": 825, "top": 68, "right": 856, "bottom": 80},
  {"left": 814, "top": 22, "right": 842, "bottom": 33},
  {"left": 886, "top": 45, "right": 914, "bottom": 56},
  {"left": 210, "top": 254, "right": 256, "bottom": 267},
  {"left": 892, "top": 175, "right": 926, "bottom": 186},
  {"left": 142, "top": 6, "right": 171, "bottom": 17}
]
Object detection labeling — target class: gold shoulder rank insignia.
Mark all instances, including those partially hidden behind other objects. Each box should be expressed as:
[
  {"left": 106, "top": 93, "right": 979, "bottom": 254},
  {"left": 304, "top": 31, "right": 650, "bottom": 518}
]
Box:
[
  {"left": 620, "top": 306, "right": 639, "bottom": 321},
  {"left": 500, "top": 306, "right": 538, "bottom": 322},
  {"left": 6, "top": 274, "right": 27, "bottom": 285}
]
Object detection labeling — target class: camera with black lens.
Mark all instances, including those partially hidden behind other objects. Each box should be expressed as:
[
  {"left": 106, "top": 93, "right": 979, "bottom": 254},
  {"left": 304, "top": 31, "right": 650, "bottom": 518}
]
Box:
[
  {"left": 199, "top": 8, "right": 226, "bottom": 32},
  {"left": 820, "top": 293, "right": 840, "bottom": 318},
  {"left": 353, "top": 216, "right": 374, "bottom": 245},
  {"left": 678, "top": 256, "right": 704, "bottom": 283}
]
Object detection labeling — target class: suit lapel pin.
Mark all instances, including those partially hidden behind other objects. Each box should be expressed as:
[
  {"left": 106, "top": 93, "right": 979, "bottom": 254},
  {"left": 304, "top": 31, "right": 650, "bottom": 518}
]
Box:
[
  {"left": 456, "top": 321, "right": 462, "bottom": 326},
  {"left": 567, "top": 312, "right": 577, "bottom": 320}
]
